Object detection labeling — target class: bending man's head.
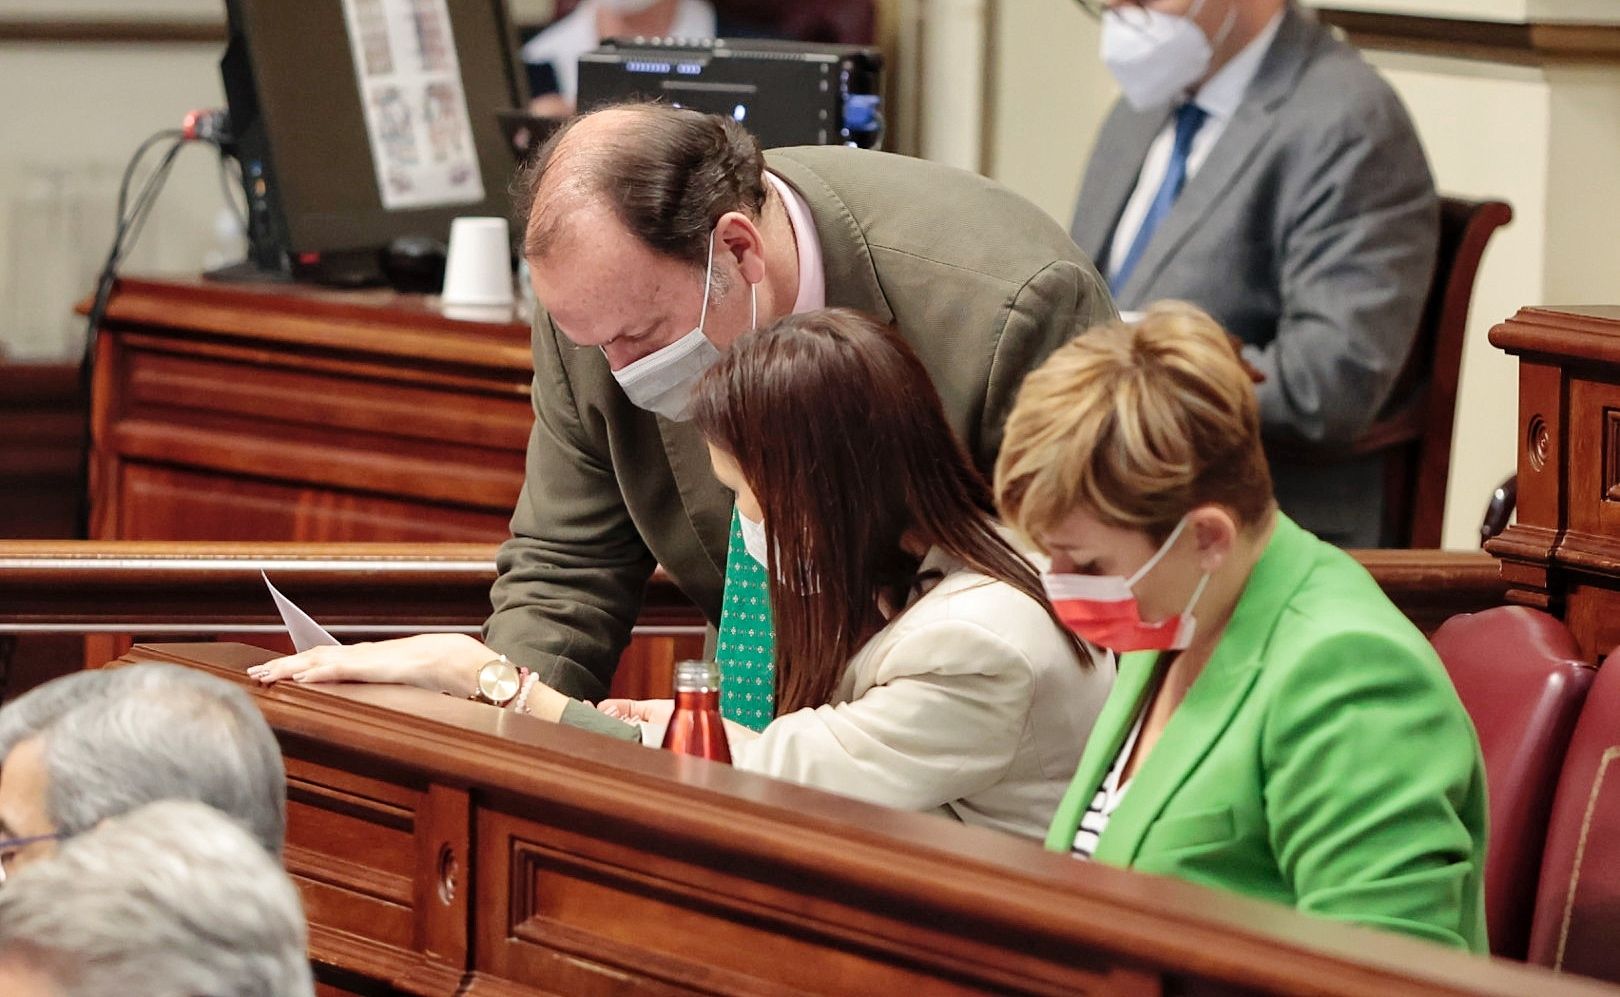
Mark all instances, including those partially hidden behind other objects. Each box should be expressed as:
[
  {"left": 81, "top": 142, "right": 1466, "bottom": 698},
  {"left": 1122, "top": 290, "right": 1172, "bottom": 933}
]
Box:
[{"left": 515, "top": 103, "right": 796, "bottom": 372}]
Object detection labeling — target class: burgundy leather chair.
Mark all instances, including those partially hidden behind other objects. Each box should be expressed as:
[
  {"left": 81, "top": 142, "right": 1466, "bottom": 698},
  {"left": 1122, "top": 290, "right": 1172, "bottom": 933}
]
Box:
[
  {"left": 1528, "top": 647, "right": 1620, "bottom": 981},
  {"left": 1430, "top": 606, "right": 1593, "bottom": 959}
]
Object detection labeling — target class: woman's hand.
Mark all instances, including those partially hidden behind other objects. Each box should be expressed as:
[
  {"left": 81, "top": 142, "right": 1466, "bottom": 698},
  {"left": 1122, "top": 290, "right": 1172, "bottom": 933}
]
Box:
[
  {"left": 246, "top": 633, "right": 495, "bottom": 697},
  {"left": 595, "top": 699, "right": 674, "bottom": 725}
]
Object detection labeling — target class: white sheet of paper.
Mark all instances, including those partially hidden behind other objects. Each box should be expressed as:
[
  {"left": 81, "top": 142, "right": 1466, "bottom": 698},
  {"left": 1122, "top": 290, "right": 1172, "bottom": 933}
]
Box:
[{"left": 262, "top": 572, "right": 342, "bottom": 652}]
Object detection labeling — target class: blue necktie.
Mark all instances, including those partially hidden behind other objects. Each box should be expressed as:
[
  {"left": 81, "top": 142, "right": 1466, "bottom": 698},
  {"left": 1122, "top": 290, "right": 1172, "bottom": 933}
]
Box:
[{"left": 1109, "top": 102, "right": 1209, "bottom": 298}]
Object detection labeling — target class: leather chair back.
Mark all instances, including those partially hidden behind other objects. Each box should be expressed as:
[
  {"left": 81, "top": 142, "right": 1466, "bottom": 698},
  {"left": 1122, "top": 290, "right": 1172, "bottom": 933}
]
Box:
[
  {"left": 1431, "top": 606, "right": 1593, "bottom": 958},
  {"left": 1528, "top": 646, "right": 1620, "bottom": 980}
]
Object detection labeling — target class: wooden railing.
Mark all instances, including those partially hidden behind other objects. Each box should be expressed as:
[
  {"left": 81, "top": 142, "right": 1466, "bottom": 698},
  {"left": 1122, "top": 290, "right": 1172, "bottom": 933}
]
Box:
[
  {"left": 0, "top": 542, "right": 706, "bottom": 700},
  {"left": 0, "top": 541, "right": 1503, "bottom": 635}
]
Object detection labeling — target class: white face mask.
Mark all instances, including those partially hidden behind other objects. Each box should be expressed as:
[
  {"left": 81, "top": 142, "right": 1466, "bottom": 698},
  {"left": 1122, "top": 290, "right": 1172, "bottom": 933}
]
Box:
[
  {"left": 1100, "top": 0, "right": 1234, "bottom": 111},
  {"left": 609, "top": 229, "right": 757, "bottom": 421},
  {"left": 596, "top": 0, "right": 663, "bottom": 15},
  {"left": 739, "top": 510, "right": 769, "bottom": 569}
]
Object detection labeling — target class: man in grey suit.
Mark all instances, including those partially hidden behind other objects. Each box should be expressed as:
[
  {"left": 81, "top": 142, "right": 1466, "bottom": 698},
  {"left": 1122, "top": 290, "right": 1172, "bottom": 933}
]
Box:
[
  {"left": 256, "top": 104, "right": 1114, "bottom": 703},
  {"left": 1073, "top": 0, "right": 1438, "bottom": 547}
]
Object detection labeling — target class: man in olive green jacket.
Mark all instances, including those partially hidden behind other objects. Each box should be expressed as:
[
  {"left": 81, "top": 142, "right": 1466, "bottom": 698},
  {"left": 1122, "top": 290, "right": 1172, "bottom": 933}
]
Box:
[{"left": 485, "top": 105, "right": 1113, "bottom": 699}]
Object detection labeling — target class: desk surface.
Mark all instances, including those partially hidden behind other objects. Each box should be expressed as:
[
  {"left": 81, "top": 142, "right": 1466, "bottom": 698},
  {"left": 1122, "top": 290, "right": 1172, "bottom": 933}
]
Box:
[{"left": 119, "top": 640, "right": 1618, "bottom": 997}]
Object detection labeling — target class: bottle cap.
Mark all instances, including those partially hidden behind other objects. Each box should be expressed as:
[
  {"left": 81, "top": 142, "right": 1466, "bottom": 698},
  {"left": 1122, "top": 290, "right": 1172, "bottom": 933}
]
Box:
[{"left": 672, "top": 659, "right": 721, "bottom": 694}]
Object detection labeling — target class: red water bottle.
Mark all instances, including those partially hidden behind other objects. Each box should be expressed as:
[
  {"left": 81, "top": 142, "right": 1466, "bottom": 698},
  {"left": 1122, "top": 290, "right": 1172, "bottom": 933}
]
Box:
[{"left": 660, "top": 660, "right": 732, "bottom": 763}]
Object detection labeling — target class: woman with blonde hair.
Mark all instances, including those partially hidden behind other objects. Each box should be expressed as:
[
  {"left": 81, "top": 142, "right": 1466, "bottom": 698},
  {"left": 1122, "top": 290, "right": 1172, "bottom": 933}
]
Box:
[{"left": 994, "top": 302, "right": 1488, "bottom": 950}]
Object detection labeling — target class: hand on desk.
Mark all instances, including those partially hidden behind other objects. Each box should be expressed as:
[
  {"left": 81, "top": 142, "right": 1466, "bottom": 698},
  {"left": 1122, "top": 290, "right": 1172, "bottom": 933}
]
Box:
[
  {"left": 596, "top": 698, "right": 674, "bottom": 726},
  {"left": 247, "top": 633, "right": 492, "bottom": 698}
]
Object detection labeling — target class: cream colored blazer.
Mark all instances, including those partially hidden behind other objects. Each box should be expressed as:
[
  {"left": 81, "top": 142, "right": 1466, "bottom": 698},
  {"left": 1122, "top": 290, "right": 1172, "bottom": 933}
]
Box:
[{"left": 647, "top": 547, "right": 1114, "bottom": 841}]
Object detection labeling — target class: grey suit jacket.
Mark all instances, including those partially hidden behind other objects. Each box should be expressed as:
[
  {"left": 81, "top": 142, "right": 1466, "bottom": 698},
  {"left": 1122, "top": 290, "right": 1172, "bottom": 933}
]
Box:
[
  {"left": 488, "top": 146, "right": 1113, "bottom": 699},
  {"left": 1072, "top": 5, "right": 1438, "bottom": 546}
]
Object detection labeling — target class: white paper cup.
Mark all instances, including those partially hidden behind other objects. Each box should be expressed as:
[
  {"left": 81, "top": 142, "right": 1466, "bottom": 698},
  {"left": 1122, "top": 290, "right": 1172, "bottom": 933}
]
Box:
[{"left": 441, "top": 216, "right": 514, "bottom": 307}]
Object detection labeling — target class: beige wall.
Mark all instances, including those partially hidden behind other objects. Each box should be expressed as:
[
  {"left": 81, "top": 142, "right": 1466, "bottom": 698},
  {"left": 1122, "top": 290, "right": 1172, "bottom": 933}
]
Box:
[
  {"left": 983, "top": 2, "right": 1620, "bottom": 550},
  {"left": 1369, "top": 54, "right": 1549, "bottom": 549},
  {"left": 984, "top": 0, "right": 1109, "bottom": 225},
  {"left": 0, "top": 40, "right": 229, "bottom": 360}
]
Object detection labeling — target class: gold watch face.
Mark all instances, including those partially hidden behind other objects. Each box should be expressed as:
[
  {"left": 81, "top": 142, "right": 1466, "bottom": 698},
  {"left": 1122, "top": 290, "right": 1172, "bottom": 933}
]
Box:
[{"left": 477, "top": 658, "right": 520, "bottom": 704}]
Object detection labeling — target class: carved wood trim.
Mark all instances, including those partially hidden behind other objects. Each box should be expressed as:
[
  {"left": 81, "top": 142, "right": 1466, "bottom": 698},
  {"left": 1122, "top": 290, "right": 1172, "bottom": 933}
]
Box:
[
  {"left": 108, "top": 419, "right": 524, "bottom": 510},
  {"left": 0, "top": 542, "right": 704, "bottom": 632},
  {"left": 1316, "top": 9, "right": 1620, "bottom": 66},
  {"left": 286, "top": 844, "right": 415, "bottom": 908},
  {"left": 287, "top": 777, "right": 415, "bottom": 835},
  {"left": 1492, "top": 307, "right": 1620, "bottom": 366},
  {"left": 306, "top": 923, "right": 457, "bottom": 997},
  {"left": 95, "top": 278, "right": 533, "bottom": 373},
  {"left": 118, "top": 331, "right": 530, "bottom": 400},
  {"left": 1554, "top": 532, "right": 1620, "bottom": 578},
  {"left": 458, "top": 971, "right": 550, "bottom": 997},
  {"left": 1606, "top": 409, "right": 1620, "bottom": 502}
]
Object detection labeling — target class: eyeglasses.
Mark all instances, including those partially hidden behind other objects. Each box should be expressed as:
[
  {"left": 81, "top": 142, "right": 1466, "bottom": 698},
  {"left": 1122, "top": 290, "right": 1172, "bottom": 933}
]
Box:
[
  {"left": 0, "top": 831, "right": 69, "bottom": 882},
  {"left": 1073, "top": 0, "right": 1157, "bottom": 31}
]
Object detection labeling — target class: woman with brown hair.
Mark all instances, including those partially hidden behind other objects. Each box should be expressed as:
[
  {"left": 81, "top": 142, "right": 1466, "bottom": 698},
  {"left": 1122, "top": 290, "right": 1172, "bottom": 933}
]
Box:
[
  {"left": 257, "top": 308, "right": 1110, "bottom": 840},
  {"left": 595, "top": 307, "right": 1112, "bottom": 837}
]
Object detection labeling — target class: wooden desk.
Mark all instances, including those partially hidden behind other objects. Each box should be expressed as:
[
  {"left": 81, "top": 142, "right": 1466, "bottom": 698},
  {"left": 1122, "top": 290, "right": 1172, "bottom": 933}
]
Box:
[
  {"left": 118, "top": 641, "right": 1610, "bottom": 997},
  {"left": 88, "top": 276, "right": 532, "bottom": 542},
  {"left": 0, "top": 362, "right": 84, "bottom": 539},
  {"left": 82, "top": 277, "right": 699, "bottom": 693},
  {"left": 1490, "top": 307, "right": 1620, "bottom": 661}
]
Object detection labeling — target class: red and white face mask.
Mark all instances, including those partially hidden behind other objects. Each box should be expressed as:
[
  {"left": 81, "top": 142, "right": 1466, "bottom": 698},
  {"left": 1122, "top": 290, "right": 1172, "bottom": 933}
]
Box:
[{"left": 1043, "top": 516, "right": 1211, "bottom": 653}]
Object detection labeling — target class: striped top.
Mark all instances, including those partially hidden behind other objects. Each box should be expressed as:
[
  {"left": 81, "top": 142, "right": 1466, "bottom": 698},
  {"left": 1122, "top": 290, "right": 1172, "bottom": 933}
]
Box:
[{"left": 1071, "top": 705, "right": 1150, "bottom": 860}]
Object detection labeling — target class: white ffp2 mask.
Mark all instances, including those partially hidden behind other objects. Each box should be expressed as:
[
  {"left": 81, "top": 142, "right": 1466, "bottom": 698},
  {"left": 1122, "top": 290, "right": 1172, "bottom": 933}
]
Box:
[{"left": 1101, "top": 0, "right": 1233, "bottom": 111}]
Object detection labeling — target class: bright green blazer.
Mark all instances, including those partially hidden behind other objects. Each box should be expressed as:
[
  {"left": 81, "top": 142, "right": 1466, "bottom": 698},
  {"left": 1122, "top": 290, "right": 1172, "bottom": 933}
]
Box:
[{"left": 1045, "top": 514, "right": 1489, "bottom": 952}]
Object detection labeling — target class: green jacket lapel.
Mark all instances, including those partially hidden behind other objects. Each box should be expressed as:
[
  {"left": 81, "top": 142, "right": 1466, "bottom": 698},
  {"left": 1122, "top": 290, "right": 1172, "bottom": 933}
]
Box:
[
  {"left": 1044, "top": 649, "right": 1162, "bottom": 851},
  {"left": 1090, "top": 514, "right": 1317, "bottom": 866}
]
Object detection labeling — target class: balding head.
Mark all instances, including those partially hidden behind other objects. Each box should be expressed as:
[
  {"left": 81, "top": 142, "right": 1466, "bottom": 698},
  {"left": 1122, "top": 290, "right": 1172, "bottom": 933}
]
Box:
[{"left": 516, "top": 102, "right": 769, "bottom": 267}]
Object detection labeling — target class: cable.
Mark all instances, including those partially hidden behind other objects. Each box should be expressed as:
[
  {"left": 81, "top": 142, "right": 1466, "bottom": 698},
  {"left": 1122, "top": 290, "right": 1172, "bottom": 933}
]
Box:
[
  {"left": 76, "top": 126, "right": 206, "bottom": 535},
  {"left": 83, "top": 132, "right": 186, "bottom": 365},
  {"left": 215, "top": 147, "right": 248, "bottom": 237}
]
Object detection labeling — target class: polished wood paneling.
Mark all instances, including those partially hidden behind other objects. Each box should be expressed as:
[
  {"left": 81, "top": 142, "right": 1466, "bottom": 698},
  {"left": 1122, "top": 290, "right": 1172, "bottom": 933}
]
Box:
[
  {"left": 89, "top": 278, "right": 531, "bottom": 544},
  {"left": 115, "top": 464, "right": 512, "bottom": 542},
  {"left": 0, "top": 363, "right": 84, "bottom": 539},
  {"left": 1490, "top": 307, "right": 1620, "bottom": 660},
  {"left": 113, "top": 641, "right": 1613, "bottom": 997},
  {"left": 83, "top": 277, "right": 701, "bottom": 694},
  {"left": 0, "top": 364, "right": 90, "bottom": 699}
]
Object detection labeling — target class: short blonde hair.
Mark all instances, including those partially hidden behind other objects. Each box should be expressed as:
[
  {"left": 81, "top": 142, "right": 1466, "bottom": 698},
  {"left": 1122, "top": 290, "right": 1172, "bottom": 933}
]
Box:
[{"left": 994, "top": 301, "right": 1274, "bottom": 546}]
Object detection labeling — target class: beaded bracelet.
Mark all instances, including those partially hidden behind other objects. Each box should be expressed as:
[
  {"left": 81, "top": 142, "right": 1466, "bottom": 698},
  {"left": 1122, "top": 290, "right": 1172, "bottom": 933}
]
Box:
[{"left": 508, "top": 669, "right": 540, "bottom": 715}]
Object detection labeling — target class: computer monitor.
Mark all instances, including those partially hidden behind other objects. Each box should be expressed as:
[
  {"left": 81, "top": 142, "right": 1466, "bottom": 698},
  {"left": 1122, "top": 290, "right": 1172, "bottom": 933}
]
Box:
[
  {"left": 219, "top": 0, "right": 526, "bottom": 284},
  {"left": 576, "top": 38, "right": 883, "bottom": 151}
]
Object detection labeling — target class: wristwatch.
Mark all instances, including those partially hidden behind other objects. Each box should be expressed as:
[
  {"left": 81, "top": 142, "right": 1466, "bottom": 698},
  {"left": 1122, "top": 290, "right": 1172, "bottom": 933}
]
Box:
[{"left": 470, "top": 654, "right": 522, "bottom": 707}]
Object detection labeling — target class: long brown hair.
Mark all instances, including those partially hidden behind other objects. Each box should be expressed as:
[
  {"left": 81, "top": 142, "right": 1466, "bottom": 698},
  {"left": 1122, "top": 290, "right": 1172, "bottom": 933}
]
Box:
[{"left": 691, "top": 308, "right": 1092, "bottom": 717}]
